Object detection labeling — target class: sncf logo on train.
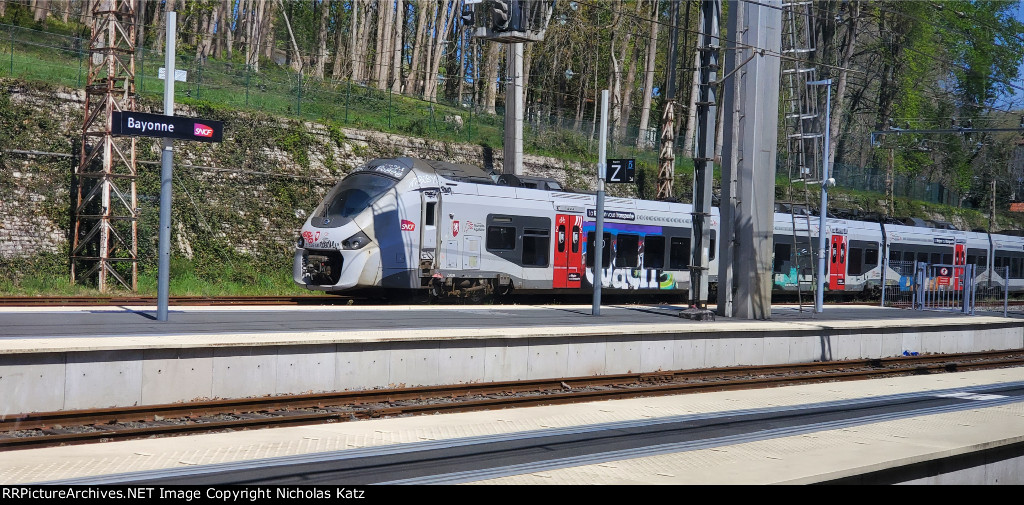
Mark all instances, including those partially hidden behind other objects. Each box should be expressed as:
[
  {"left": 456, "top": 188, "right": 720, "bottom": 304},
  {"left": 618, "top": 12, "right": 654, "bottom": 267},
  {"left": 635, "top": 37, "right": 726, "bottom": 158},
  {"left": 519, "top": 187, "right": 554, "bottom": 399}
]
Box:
[
  {"left": 401, "top": 220, "right": 416, "bottom": 232},
  {"left": 112, "top": 111, "right": 223, "bottom": 142}
]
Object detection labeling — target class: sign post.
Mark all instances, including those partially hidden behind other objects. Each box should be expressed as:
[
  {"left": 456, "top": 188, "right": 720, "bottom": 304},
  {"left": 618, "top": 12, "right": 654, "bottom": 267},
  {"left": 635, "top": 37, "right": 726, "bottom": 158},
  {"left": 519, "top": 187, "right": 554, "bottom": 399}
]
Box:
[
  {"left": 157, "top": 12, "right": 177, "bottom": 322},
  {"left": 145, "top": 12, "right": 221, "bottom": 321},
  {"left": 592, "top": 90, "right": 609, "bottom": 316}
]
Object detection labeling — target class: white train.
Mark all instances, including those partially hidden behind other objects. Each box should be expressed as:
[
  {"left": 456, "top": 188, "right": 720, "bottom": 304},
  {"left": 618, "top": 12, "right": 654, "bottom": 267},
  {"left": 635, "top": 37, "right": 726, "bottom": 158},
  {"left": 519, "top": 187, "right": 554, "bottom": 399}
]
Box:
[{"left": 293, "top": 157, "right": 1024, "bottom": 299}]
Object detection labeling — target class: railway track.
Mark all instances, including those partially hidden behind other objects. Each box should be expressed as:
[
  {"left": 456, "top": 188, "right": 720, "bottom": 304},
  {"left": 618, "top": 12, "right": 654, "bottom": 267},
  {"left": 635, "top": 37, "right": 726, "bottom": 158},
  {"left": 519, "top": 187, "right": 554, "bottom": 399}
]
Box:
[
  {"left": 0, "top": 295, "right": 358, "bottom": 306},
  {"left": 3, "top": 349, "right": 1023, "bottom": 451}
]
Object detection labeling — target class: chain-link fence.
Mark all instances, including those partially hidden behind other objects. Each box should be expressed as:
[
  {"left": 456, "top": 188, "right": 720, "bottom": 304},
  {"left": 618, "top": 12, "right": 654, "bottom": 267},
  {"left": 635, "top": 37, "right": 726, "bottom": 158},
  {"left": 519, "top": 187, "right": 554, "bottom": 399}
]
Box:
[{"left": 0, "top": 22, "right": 685, "bottom": 171}]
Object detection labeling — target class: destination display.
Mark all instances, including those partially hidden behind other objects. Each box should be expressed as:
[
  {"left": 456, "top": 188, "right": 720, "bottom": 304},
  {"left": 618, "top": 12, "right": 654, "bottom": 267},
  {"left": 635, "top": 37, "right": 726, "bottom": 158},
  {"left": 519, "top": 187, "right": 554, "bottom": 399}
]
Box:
[{"left": 112, "top": 111, "right": 223, "bottom": 142}]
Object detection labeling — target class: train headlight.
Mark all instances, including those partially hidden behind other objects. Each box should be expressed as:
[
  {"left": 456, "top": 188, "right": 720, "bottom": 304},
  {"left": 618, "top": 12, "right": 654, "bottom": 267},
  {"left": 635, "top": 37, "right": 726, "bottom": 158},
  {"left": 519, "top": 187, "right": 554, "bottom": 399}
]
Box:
[
  {"left": 342, "top": 231, "right": 371, "bottom": 250},
  {"left": 296, "top": 236, "right": 305, "bottom": 248}
]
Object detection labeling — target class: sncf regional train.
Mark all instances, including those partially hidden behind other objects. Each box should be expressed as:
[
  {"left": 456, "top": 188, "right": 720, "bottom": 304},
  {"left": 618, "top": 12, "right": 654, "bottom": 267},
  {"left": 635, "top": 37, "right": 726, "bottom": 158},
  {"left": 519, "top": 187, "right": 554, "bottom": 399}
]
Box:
[{"left": 294, "top": 157, "right": 1024, "bottom": 299}]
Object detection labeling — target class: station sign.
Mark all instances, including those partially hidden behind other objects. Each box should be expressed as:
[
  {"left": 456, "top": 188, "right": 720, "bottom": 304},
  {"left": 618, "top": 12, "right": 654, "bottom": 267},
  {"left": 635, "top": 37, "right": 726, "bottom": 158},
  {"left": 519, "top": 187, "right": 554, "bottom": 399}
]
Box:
[
  {"left": 605, "top": 159, "right": 635, "bottom": 183},
  {"left": 112, "top": 111, "right": 223, "bottom": 143}
]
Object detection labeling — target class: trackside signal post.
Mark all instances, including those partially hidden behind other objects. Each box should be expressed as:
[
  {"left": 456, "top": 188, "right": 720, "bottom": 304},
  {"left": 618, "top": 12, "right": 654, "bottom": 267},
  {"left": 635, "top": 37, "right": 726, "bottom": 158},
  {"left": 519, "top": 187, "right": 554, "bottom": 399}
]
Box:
[{"left": 466, "top": 0, "right": 555, "bottom": 176}]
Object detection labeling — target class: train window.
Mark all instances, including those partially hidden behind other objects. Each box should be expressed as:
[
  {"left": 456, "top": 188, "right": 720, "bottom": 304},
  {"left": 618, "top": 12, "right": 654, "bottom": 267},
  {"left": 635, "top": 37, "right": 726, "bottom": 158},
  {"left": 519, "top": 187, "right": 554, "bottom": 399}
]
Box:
[
  {"left": 889, "top": 249, "right": 901, "bottom": 261},
  {"left": 773, "top": 243, "right": 792, "bottom": 273},
  {"left": 901, "top": 251, "right": 913, "bottom": 263},
  {"left": 709, "top": 235, "right": 717, "bottom": 261},
  {"left": 917, "top": 252, "right": 928, "bottom": 264},
  {"left": 586, "top": 232, "right": 612, "bottom": 268},
  {"left": 930, "top": 253, "right": 941, "bottom": 265},
  {"left": 320, "top": 173, "right": 398, "bottom": 222},
  {"left": 1013, "top": 257, "right": 1022, "bottom": 279},
  {"left": 557, "top": 224, "right": 566, "bottom": 253},
  {"left": 967, "top": 255, "right": 976, "bottom": 266},
  {"left": 486, "top": 226, "right": 516, "bottom": 250},
  {"left": 847, "top": 248, "right": 863, "bottom": 275},
  {"left": 522, "top": 228, "right": 550, "bottom": 267},
  {"left": 864, "top": 248, "right": 879, "bottom": 268},
  {"left": 669, "top": 237, "right": 691, "bottom": 269},
  {"left": 978, "top": 255, "right": 987, "bottom": 267},
  {"left": 425, "top": 202, "right": 436, "bottom": 226},
  {"left": 644, "top": 236, "right": 665, "bottom": 269},
  {"left": 616, "top": 234, "right": 640, "bottom": 268},
  {"left": 571, "top": 224, "right": 580, "bottom": 254},
  {"left": 942, "top": 253, "right": 953, "bottom": 265}
]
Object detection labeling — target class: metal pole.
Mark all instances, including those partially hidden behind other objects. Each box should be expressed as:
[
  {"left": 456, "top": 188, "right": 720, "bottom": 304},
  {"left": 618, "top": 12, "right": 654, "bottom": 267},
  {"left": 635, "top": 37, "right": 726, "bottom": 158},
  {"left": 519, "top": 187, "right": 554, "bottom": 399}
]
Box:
[
  {"left": 812, "top": 79, "right": 832, "bottom": 313},
  {"left": 157, "top": 12, "right": 177, "bottom": 322},
  {"left": 592, "top": 89, "right": 609, "bottom": 316},
  {"left": 880, "top": 247, "right": 888, "bottom": 308},
  {"left": 1004, "top": 266, "right": 1009, "bottom": 317}
]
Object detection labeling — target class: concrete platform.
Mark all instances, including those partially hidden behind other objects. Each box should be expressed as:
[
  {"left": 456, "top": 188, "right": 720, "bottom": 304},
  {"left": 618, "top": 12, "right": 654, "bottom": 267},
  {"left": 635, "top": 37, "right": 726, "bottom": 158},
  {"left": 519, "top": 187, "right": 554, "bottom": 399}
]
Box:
[
  {"left": 0, "top": 304, "right": 1021, "bottom": 413},
  {"left": 2, "top": 367, "right": 1023, "bottom": 485}
]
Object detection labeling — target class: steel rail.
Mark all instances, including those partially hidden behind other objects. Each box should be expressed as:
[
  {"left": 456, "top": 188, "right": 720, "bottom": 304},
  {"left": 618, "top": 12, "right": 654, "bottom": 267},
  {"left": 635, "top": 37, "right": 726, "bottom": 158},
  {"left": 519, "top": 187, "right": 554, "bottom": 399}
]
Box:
[
  {"left": 2, "top": 351, "right": 1022, "bottom": 451},
  {"left": 0, "top": 295, "right": 357, "bottom": 306}
]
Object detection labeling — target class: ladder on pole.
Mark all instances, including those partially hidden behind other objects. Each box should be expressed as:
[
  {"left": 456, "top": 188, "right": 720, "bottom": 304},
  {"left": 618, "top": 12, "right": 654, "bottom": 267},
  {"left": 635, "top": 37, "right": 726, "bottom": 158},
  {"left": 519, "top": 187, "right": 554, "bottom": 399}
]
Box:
[{"left": 780, "top": 0, "right": 822, "bottom": 312}]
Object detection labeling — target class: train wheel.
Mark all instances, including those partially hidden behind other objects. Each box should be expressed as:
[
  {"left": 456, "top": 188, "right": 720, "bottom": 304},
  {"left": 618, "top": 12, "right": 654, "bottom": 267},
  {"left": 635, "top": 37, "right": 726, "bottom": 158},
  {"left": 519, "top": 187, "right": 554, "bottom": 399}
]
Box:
[{"left": 465, "top": 280, "right": 493, "bottom": 304}]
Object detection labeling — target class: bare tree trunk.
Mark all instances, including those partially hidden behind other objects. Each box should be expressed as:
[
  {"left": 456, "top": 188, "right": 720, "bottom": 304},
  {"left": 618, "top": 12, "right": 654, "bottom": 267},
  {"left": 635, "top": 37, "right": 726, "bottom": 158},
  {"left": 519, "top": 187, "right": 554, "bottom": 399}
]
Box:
[
  {"left": 332, "top": 1, "right": 348, "bottom": 79},
  {"left": 483, "top": 41, "right": 502, "bottom": 114},
  {"left": 357, "top": 1, "right": 372, "bottom": 82},
  {"left": 391, "top": 0, "right": 403, "bottom": 92},
  {"left": 260, "top": 0, "right": 276, "bottom": 63},
  {"left": 425, "top": 0, "right": 455, "bottom": 101},
  {"left": 349, "top": 0, "right": 362, "bottom": 81},
  {"left": 828, "top": 1, "right": 861, "bottom": 168},
  {"left": 79, "top": 0, "right": 91, "bottom": 25},
  {"left": 153, "top": 0, "right": 166, "bottom": 55},
  {"left": 196, "top": 3, "right": 216, "bottom": 61},
  {"left": 608, "top": 2, "right": 623, "bottom": 134},
  {"left": 615, "top": 0, "right": 642, "bottom": 137},
  {"left": 636, "top": 2, "right": 660, "bottom": 148},
  {"left": 33, "top": 0, "right": 48, "bottom": 23},
  {"left": 404, "top": 1, "right": 429, "bottom": 93},
  {"left": 277, "top": 0, "right": 303, "bottom": 72},
  {"left": 312, "top": 0, "right": 331, "bottom": 79},
  {"left": 374, "top": 1, "right": 392, "bottom": 89},
  {"left": 224, "top": 0, "right": 234, "bottom": 58}
]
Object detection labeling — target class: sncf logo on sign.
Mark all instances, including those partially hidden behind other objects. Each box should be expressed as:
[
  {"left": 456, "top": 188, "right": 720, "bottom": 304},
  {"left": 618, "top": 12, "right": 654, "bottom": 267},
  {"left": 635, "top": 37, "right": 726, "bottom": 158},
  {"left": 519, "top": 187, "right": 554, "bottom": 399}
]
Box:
[
  {"left": 401, "top": 220, "right": 416, "bottom": 232},
  {"left": 194, "top": 123, "right": 214, "bottom": 138}
]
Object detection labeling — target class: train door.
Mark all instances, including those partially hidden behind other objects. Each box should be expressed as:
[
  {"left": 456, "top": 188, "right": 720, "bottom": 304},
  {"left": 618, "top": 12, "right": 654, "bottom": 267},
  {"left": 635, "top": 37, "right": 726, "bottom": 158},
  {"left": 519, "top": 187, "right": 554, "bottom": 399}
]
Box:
[
  {"left": 829, "top": 233, "right": 847, "bottom": 290},
  {"left": 553, "top": 214, "right": 583, "bottom": 288},
  {"left": 419, "top": 191, "right": 439, "bottom": 271},
  {"left": 953, "top": 242, "right": 966, "bottom": 290}
]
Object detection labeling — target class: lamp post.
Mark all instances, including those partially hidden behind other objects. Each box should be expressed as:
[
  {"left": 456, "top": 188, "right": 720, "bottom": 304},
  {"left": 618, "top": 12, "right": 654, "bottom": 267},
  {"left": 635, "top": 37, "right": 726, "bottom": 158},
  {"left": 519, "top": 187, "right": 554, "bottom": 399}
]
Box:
[{"left": 807, "top": 78, "right": 832, "bottom": 314}]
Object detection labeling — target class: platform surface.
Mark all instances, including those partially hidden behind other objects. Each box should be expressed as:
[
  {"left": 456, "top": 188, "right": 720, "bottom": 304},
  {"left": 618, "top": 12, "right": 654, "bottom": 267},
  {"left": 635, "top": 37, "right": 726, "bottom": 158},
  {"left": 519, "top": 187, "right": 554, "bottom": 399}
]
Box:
[
  {"left": 0, "top": 304, "right": 1016, "bottom": 353},
  {"left": 2, "top": 366, "right": 1022, "bottom": 485}
]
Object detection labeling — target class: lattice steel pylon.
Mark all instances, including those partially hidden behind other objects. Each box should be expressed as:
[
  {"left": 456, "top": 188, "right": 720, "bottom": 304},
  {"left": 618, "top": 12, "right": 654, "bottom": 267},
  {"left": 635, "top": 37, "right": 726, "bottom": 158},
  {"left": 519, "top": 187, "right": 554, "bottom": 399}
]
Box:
[{"left": 71, "top": 0, "right": 138, "bottom": 292}]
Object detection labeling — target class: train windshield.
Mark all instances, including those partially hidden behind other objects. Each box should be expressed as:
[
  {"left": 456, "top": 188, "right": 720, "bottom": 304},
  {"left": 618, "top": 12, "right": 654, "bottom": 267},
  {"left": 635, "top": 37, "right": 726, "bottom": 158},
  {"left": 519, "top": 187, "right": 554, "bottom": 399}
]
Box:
[{"left": 313, "top": 173, "right": 397, "bottom": 227}]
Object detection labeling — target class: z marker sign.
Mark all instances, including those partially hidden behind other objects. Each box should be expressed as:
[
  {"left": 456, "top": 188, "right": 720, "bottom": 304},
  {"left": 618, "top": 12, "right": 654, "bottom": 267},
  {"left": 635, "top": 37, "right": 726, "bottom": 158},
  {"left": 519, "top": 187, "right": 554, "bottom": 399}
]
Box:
[{"left": 112, "top": 111, "right": 224, "bottom": 143}]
